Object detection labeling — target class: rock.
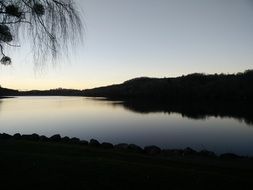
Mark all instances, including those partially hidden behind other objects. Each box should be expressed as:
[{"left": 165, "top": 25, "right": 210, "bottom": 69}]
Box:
[
  {"left": 0, "top": 133, "right": 12, "bottom": 140},
  {"left": 21, "top": 135, "right": 30, "bottom": 140},
  {"left": 80, "top": 140, "right": 88, "bottom": 145},
  {"left": 128, "top": 144, "right": 143, "bottom": 152},
  {"left": 199, "top": 150, "right": 216, "bottom": 157},
  {"left": 30, "top": 133, "right": 40, "bottom": 141},
  {"left": 70, "top": 137, "right": 80, "bottom": 144},
  {"left": 220, "top": 153, "right": 240, "bottom": 159},
  {"left": 183, "top": 147, "right": 197, "bottom": 156},
  {"left": 162, "top": 149, "right": 183, "bottom": 156},
  {"left": 89, "top": 139, "right": 100, "bottom": 147},
  {"left": 172, "top": 149, "right": 184, "bottom": 156},
  {"left": 61, "top": 136, "right": 70, "bottom": 143},
  {"left": 161, "top": 149, "right": 174, "bottom": 156},
  {"left": 144, "top": 145, "right": 161, "bottom": 155},
  {"left": 50, "top": 134, "right": 61, "bottom": 142},
  {"left": 39, "top": 135, "right": 48, "bottom": 142},
  {"left": 101, "top": 142, "right": 114, "bottom": 149},
  {"left": 21, "top": 134, "right": 40, "bottom": 141},
  {"left": 13, "top": 133, "right": 22, "bottom": 140},
  {"left": 114, "top": 143, "right": 129, "bottom": 150}
]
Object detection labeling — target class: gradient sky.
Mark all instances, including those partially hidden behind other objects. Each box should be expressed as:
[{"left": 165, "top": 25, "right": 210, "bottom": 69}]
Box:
[{"left": 0, "top": 0, "right": 253, "bottom": 90}]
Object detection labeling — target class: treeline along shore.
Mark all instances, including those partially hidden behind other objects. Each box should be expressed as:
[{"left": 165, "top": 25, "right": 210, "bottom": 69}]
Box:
[
  {"left": 83, "top": 69, "right": 253, "bottom": 101},
  {"left": 1, "top": 70, "right": 253, "bottom": 101},
  {"left": 1, "top": 70, "right": 253, "bottom": 123},
  {"left": 2, "top": 70, "right": 253, "bottom": 122}
]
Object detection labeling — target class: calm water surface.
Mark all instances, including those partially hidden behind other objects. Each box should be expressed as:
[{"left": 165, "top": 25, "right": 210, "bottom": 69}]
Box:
[{"left": 0, "top": 97, "right": 253, "bottom": 155}]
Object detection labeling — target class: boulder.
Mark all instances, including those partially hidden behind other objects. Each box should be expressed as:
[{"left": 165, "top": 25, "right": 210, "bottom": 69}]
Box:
[
  {"left": 162, "top": 149, "right": 183, "bottom": 156},
  {"left": 21, "top": 134, "right": 40, "bottom": 141},
  {"left": 39, "top": 135, "right": 48, "bottom": 142},
  {"left": 101, "top": 142, "right": 114, "bottom": 149},
  {"left": 171, "top": 149, "right": 184, "bottom": 156},
  {"left": 70, "top": 137, "right": 80, "bottom": 144},
  {"left": 13, "top": 133, "right": 22, "bottom": 140},
  {"left": 50, "top": 134, "right": 61, "bottom": 142},
  {"left": 61, "top": 136, "right": 70, "bottom": 143},
  {"left": 30, "top": 133, "right": 40, "bottom": 141},
  {"left": 89, "top": 139, "right": 100, "bottom": 147},
  {"left": 128, "top": 144, "right": 143, "bottom": 153},
  {"left": 183, "top": 147, "right": 197, "bottom": 156},
  {"left": 161, "top": 149, "right": 174, "bottom": 156},
  {"left": 199, "top": 150, "right": 216, "bottom": 157},
  {"left": 21, "top": 134, "right": 30, "bottom": 140},
  {"left": 114, "top": 143, "right": 129, "bottom": 150},
  {"left": 0, "top": 133, "right": 12, "bottom": 140},
  {"left": 220, "top": 153, "right": 240, "bottom": 159},
  {"left": 144, "top": 145, "right": 161, "bottom": 155},
  {"left": 80, "top": 140, "right": 88, "bottom": 145}
]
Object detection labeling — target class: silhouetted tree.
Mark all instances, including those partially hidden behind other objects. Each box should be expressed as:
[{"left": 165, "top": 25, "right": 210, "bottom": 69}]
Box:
[{"left": 0, "top": 0, "right": 83, "bottom": 66}]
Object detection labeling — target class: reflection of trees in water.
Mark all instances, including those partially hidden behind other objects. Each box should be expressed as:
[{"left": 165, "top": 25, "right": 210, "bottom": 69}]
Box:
[
  {"left": 108, "top": 99, "right": 253, "bottom": 126},
  {"left": 0, "top": 99, "right": 3, "bottom": 114}
]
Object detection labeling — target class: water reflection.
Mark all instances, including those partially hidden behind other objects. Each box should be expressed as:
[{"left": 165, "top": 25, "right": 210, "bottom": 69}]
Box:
[
  {"left": 0, "top": 97, "right": 253, "bottom": 156},
  {"left": 107, "top": 99, "right": 253, "bottom": 126},
  {"left": 0, "top": 100, "right": 2, "bottom": 113}
]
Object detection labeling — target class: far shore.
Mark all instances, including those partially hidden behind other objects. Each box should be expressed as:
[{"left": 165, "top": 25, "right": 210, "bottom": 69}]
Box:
[{"left": 0, "top": 96, "right": 14, "bottom": 99}]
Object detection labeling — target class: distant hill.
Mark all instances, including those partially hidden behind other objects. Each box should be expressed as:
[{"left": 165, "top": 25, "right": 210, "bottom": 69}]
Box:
[
  {"left": 21, "top": 88, "right": 84, "bottom": 96},
  {"left": 1, "top": 70, "right": 253, "bottom": 101},
  {"left": 0, "top": 87, "right": 84, "bottom": 97},
  {"left": 0, "top": 87, "right": 19, "bottom": 96},
  {"left": 83, "top": 70, "right": 253, "bottom": 102}
]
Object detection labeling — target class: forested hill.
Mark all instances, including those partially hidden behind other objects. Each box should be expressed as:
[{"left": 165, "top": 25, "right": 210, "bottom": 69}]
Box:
[
  {"left": 1, "top": 70, "right": 253, "bottom": 101},
  {"left": 83, "top": 70, "right": 253, "bottom": 102},
  {"left": 0, "top": 88, "right": 83, "bottom": 97},
  {"left": 0, "top": 87, "right": 19, "bottom": 96},
  {"left": 20, "top": 89, "right": 83, "bottom": 96}
]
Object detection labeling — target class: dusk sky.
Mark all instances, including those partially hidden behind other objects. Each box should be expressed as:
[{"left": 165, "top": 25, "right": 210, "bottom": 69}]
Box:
[{"left": 0, "top": 0, "right": 252, "bottom": 90}]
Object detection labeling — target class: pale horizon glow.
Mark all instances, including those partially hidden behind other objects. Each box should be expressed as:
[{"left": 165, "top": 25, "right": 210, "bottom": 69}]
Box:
[{"left": 0, "top": 0, "right": 253, "bottom": 90}]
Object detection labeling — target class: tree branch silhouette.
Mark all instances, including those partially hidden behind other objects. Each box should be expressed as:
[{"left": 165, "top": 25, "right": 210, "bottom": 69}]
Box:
[{"left": 0, "top": 0, "right": 83, "bottom": 66}]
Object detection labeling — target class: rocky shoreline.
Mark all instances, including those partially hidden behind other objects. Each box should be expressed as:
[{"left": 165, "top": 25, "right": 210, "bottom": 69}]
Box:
[{"left": 0, "top": 133, "right": 250, "bottom": 160}]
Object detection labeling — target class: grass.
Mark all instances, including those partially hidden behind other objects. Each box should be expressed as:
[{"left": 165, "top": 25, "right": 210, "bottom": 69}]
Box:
[{"left": 0, "top": 139, "right": 252, "bottom": 189}]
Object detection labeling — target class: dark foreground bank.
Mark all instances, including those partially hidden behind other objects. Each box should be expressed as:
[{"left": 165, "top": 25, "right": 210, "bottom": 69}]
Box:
[{"left": 0, "top": 133, "right": 253, "bottom": 189}]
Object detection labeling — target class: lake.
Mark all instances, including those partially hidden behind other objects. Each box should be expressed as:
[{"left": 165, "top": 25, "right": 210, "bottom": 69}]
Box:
[{"left": 0, "top": 96, "right": 253, "bottom": 156}]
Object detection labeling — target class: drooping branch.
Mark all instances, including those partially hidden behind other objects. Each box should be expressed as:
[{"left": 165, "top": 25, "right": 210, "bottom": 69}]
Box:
[{"left": 0, "top": 0, "right": 83, "bottom": 66}]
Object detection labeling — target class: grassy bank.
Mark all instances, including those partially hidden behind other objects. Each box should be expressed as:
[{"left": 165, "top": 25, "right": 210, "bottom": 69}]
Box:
[{"left": 0, "top": 138, "right": 253, "bottom": 189}]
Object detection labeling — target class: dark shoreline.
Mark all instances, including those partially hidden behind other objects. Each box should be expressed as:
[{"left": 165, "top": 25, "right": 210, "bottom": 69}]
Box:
[
  {"left": 0, "top": 96, "right": 14, "bottom": 99},
  {"left": 1, "top": 132, "right": 253, "bottom": 188},
  {"left": 0, "top": 132, "right": 250, "bottom": 160}
]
